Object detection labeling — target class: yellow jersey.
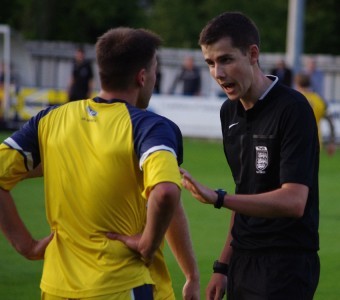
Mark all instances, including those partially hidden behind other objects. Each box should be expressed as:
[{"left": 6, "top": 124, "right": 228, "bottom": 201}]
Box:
[
  {"left": 0, "top": 97, "right": 183, "bottom": 299},
  {"left": 301, "top": 91, "right": 326, "bottom": 143}
]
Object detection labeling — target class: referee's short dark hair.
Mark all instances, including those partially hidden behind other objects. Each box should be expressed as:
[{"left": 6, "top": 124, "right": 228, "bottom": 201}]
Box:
[{"left": 199, "top": 11, "right": 260, "bottom": 55}]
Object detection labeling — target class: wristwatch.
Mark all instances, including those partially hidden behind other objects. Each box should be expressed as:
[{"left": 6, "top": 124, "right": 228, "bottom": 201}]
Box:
[
  {"left": 213, "top": 260, "right": 229, "bottom": 276},
  {"left": 214, "top": 189, "right": 226, "bottom": 209}
]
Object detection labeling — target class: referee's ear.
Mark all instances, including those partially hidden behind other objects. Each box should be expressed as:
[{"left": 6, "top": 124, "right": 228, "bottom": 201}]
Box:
[{"left": 248, "top": 44, "right": 259, "bottom": 66}]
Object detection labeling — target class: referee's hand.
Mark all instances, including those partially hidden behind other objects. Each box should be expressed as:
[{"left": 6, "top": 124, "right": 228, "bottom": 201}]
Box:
[{"left": 180, "top": 168, "right": 217, "bottom": 205}]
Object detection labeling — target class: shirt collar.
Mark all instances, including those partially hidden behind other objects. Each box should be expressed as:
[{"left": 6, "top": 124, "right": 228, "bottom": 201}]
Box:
[
  {"left": 259, "top": 75, "right": 279, "bottom": 100},
  {"left": 92, "top": 97, "right": 127, "bottom": 104}
]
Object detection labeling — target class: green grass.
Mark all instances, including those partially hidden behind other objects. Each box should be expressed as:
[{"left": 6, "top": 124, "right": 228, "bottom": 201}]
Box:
[{"left": 0, "top": 132, "right": 339, "bottom": 299}]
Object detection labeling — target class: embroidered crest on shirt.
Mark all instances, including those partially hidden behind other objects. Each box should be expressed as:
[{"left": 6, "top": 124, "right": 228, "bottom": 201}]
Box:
[
  {"left": 86, "top": 106, "right": 98, "bottom": 117},
  {"left": 81, "top": 106, "right": 98, "bottom": 122},
  {"left": 255, "top": 146, "right": 268, "bottom": 174}
]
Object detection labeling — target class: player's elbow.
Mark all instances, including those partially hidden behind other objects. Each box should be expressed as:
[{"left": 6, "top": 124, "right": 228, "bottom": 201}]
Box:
[
  {"left": 153, "top": 182, "right": 181, "bottom": 210},
  {"left": 139, "top": 183, "right": 181, "bottom": 261}
]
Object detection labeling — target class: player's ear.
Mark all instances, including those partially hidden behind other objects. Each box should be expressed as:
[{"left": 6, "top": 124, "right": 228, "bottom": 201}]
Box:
[{"left": 136, "top": 69, "right": 146, "bottom": 87}]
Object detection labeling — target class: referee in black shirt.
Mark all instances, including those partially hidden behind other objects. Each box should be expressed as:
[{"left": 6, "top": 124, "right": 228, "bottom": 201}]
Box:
[{"left": 181, "top": 12, "right": 320, "bottom": 300}]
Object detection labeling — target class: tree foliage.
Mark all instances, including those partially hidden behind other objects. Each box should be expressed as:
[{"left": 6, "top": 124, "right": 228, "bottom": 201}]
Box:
[
  {"left": 304, "top": 0, "right": 340, "bottom": 54},
  {"left": 0, "top": 0, "right": 338, "bottom": 54},
  {"left": 3, "top": 0, "right": 147, "bottom": 42}
]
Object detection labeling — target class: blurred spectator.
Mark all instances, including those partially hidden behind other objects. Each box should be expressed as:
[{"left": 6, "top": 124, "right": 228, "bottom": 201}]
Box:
[
  {"left": 153, "top": 55, "right": 162, "bottom": 94},
  {"left": 68, "top": 47, "right": 93, "bottom": 101},
  {"left": 0, "top": 62, "right": 6, "bottom": 105},
  {"left": 270, "top": 59, "right": 293, "bottom": 87},
  {"left": 295, "top": 72, "right": 336, "bottom": 156},
  {"left": 304, "top": 57, "right": 325, "bottom": 98},
  {"left": 0, "top": 63, "right": 4, "bottom": 118},
  {"left": 0, "top": 62, "right": 21, "bottom": 119},
  {"left": 169, "top": 56, "right": 201, "bottom": 96},
  {"left": 0, "top": 62, "right": 20, "bottom": 95}
]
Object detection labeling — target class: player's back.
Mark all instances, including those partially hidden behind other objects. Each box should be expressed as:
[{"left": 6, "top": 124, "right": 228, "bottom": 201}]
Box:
[{"left": 39, "top": 98, "right": 154, "bottom": 297}]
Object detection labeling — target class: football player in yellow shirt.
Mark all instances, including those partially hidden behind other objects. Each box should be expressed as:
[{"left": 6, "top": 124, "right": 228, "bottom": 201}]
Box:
[
  {"left": 0, "top": 27, "right": 199, "bottom": 300},
  {"left": 295, "top": 72, "right": 336, "bottom": 156}
]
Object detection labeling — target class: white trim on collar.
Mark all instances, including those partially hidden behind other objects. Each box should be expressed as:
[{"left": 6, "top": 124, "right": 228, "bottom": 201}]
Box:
[{"left": 259, "top": 75, "right": 279, "bottom": 100}]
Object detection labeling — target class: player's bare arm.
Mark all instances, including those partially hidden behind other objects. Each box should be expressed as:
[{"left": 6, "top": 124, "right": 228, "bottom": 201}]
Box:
[
  {"left": 165, "top": 201, "right": 200, "bottom": 300},
  {"left": 0, "top": 188, "right": 53, "bottom": 260},
  {"left": 107, "top": 182, "right": 180, "bottom": 262}
]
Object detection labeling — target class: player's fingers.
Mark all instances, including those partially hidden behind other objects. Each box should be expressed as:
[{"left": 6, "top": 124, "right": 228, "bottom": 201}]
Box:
[
  {"left": 106, "top": 232, "right": 124, "bottom": 242},
  {"left": 28, "top": 233, "right": 54, "bottom": 260},
  {"left": 106, "top": 233, "right": 140, "bottom": 253},
  {"left": 41, "top": 232, "right": 54, "bottom": 248}
]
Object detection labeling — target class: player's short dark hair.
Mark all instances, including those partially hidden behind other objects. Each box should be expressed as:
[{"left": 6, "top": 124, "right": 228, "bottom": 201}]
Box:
[
  {"left": 199, "top": 12, "right": 260, "bottom": 54},
  {"left": 96, "top": 27, "right": 162, "bottom": 91}
]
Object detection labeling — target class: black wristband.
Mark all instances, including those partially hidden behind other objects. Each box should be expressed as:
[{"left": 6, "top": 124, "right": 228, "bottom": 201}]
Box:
[
  {"left": 214, "top": 189, "right": 226, "bottom": 209},
  {"left": 213, "top": 260, "right": 229, "bottom": 276}
]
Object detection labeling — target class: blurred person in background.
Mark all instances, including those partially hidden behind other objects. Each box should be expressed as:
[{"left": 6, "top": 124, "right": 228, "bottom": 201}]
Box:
[
  {"left": 169, "top": 56, "right": 201, "bottom": 96},
  {"left": 304, "top": 57, "right": 325, "bottom": 98},
  {"left": 68, "top": 46, "right": 94, "bottom": 101},
  {"left": 295, "top": 72, "right": 336, "bottom": 156},
  {"left": 0, "top": 62, "right": 21, "bottom": 120},
  {"left": 270, "top": 59, "right": 293, "bottom": 87},
  {"left": 153, "top": 55, "right": 162, "bottom": 94}
]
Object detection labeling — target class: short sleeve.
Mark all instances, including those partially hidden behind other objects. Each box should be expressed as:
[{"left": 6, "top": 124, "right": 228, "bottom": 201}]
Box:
[
  {"left": 0, "top": 143, "right": 29, "bottom": 190},
  {"left": 141, "top": 150, "right": 181, "bottom": 199}
]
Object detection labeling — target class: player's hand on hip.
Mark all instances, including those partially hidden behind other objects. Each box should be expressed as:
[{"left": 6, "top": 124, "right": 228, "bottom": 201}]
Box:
[
  {"left": 106, "top": 232, "right": 153, "bottom": 265},
  {"left": 22, "top": 232, "right": 54, "bottom": 260},
  {"left": 107, "top": 232, "right": 141, "bottom": 252}
]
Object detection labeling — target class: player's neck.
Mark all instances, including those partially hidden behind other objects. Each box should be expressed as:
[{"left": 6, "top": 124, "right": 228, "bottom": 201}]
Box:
[{"left": 97, "top": 89, "right": 138, "bottom": 106}]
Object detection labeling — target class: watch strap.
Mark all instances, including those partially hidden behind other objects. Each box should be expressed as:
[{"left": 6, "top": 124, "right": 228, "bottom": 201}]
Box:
[
  {"left": 214, "top": 189, "right": 226, "bottom": 209},
  {"left": 213, "top": 260, "right": 229, "bottom": 276}
]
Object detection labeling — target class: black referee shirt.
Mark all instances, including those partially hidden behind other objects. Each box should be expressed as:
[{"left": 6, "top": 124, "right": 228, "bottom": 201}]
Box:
[{"left": 220, "top": 78, "right": 319, "bottom": 252}]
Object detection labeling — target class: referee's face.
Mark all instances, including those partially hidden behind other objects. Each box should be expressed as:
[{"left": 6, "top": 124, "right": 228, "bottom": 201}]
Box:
[{"left": 201, "top": 37, "right": 258, "bottom": 102}]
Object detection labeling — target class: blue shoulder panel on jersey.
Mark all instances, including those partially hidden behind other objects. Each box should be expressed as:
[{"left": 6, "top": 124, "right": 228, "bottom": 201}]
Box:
[
  {"left": 126, "top": 104, "right": 183, "bottom": 166},
  {"left": 5, "top": 105, "right": 61, "bottom": 168}
]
